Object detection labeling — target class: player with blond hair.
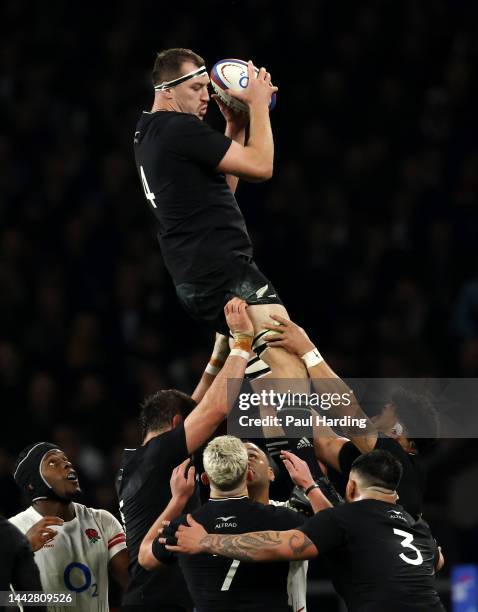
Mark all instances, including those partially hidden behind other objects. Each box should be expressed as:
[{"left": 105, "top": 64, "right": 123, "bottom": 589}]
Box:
[{"left": 139, "top": 436, "right": 318, "bottom": 612}]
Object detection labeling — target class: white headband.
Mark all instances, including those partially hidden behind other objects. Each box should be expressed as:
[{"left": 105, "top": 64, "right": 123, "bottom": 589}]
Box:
[{"left": 154, "top": 66, "right": 208, "bottom": 91}]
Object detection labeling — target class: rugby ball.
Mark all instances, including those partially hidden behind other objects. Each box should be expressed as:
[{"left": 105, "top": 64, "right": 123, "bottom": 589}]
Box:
[{"left": 210, "top": 59, "right": 277, "bottom": 113}]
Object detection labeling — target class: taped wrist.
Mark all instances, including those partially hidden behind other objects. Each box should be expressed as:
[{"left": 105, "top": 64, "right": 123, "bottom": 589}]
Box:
[
  {"left": 231, "top": 331, "right": 253, "bottom": 352},
  {"left": 206, "top": 358, "right": 223, "bottom": 376},
  {"left": 151, "top": 538, "right": 175, "bottom": 564},
  {"left": 301, "top": 347, "right": 323, "bottom": 368}
]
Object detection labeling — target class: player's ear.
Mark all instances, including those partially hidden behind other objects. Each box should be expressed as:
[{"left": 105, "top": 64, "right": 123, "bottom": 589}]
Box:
[
  {"left": 200, "top": 472, "right": 210, "bottom": 486},
  {"left": 246, "top": 467, "right": 254, "bottom": 482},
  {"left": 172, "top": 414, "right": 183, "bottom": 429},
  {"left": 267, "top": 466, "right": 275, "bottom": 482},
  {"left": 345, "top": 478, "right": 356, "bottom": 502}
]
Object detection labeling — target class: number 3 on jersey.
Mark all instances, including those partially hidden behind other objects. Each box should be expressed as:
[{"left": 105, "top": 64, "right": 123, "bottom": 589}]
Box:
[
  {"left": 393, "top": 528, "right": 424, "bottom": 566},
  {"left": 140, "top": 166, "right": 157, "bottom": 208}
]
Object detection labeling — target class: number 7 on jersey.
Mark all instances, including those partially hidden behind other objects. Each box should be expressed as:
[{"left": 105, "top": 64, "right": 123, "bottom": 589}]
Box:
[{"left": 221, "top": 559, "right": 240, "bottom": 591}]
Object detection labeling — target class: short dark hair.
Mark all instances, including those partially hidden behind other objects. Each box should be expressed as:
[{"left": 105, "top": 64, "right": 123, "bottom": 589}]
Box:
[
  {"left": 152, "top": 48, "right": 205, "bottom": 87},
  {"left": 351, "top": 449, "right": 403, "bottom": 490},
  {"left": 139, "top": 389, "right": 196, "bottom": 439},
  {"left": 392, "top": 388, "right": 439, "bottom": 453}
]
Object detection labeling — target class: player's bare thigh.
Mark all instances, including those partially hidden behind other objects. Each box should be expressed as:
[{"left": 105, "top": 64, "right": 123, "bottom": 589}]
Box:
[{"left": 247, "top": 303, "right": 307, "bottom": 379}]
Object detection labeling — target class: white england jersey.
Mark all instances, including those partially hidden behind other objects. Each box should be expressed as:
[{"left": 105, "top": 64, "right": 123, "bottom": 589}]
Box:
[
  {"left": 270, "top": 499, "right": 308, "bottom": 612},
  {"left": 10, "top": 502, "right": 126, "bottom": 612}
]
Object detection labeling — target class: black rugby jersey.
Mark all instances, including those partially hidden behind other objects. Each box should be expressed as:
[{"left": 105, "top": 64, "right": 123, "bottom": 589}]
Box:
[
  {"left": 134, "top": 111, "right": 253, "bottom": 285},
  {"left": 329, "top": 437, "right": 425, "bottom": 518},
  {"left": 300, "top": 500, "right": 444, "bottom": 612},
  {"left": 116, "top": 422, "right": 199, "bottom": 608},
  {"left": 163, "top": 496, "right": 305, "bottom": 612},
  {"left": 0, "top": 517, "right": 46, "bottom": 612}
]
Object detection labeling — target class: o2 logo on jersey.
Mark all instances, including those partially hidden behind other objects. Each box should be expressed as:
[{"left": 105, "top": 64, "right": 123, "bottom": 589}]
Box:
[{"left": 64, "top": 562, "right": 98, "bottom": 597}]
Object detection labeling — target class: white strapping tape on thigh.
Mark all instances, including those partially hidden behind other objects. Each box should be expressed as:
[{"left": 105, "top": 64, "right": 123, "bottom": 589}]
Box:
[{"left": 245, "top": 354, "right": 271, "bottom": 380}]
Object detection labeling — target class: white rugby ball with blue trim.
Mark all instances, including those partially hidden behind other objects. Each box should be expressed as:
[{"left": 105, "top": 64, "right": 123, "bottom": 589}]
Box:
[{"left": 210, "top": 58, "right": 277, "bottom": 113}]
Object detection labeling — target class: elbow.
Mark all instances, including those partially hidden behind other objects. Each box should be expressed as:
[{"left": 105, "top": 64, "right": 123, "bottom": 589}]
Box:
[
  {"left": 243, "top": 161, "right": 273, "bottom": 183},
  {"left": 263, "top": 164, "right": 274, "bottom": 180},
  {"left": 138, "top": 546, "right": 156, "bottom": 571},
  {"left": 254, "top": 163, "right": 273, "bottom": 182}
]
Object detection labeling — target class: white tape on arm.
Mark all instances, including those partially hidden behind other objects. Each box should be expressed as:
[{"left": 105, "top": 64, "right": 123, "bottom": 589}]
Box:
[{"left": 301, "top": 348, "right": 324, "bottom": 369}]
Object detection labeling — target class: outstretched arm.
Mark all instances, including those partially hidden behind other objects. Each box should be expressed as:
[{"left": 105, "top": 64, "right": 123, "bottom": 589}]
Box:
[
  {"left": 184, "top": 298, "right": 254, "bottom": 454},
  {"left": 265, "top": 315, "right": 377, "bottom": 459},
  {"left": 191, "top": 333, "right": 230, "bottom": 403},
  {"left": 160, "top": 514, "right": 318, "bottom": 562},
  {"left": 280, "top": 450, "right": 333, "bottom": 513},
  {"left": 216, "top": 62, "right": 277, "bottom": 182},
  {"left": 213, "top": 95, "right": 248, "bottom": 194}
]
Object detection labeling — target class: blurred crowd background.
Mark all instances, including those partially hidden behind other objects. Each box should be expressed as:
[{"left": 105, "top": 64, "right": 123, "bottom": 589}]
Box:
[{"left": 1, "top": 0, "right": 477, "bottom": 606}]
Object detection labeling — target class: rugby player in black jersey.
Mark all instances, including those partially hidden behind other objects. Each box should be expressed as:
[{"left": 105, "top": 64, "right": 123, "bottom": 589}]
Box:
[
  {"left": 116, "top": 298, "right": 254, "bottom": 611},
  {"left": 263, "top": 314, "right": 439, "bottom": 518},
  {"left": 139, "top": 442, "right": 331, "bottom": 612},
  {"left": 134, "top": 47, "right": 307, "bottom": 381},
  {"left": 0, "top": 516, "right": 46, "bottom": 612},
  {"left": 165, "top": 450, "right": 445, "bottom": 612},
  {"left": 140, "top": 436, "right": 334, "bottom": 612}
]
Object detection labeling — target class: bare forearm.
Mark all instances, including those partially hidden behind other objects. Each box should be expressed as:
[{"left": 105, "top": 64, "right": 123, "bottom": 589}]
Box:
[
  {"left": 139, "top": 496, "right": 187, "bottom": 568},
  {"left": 184, "top": 353, "right": 249, "bottom": 452},
  {"left": 247, "top": 103, "right": 274, "bottom": 175},
  {"left": 308, "top": 360, "right": 376, "bottom": 450},
  {"left": 200, "top": 354, "right": 248, "bottom": 414},
  {"left": 191, "top": 371, "right": 216, "bottom": 403},
  {"left": 308, "top": 487, "right": 333, "bottom": 513},
  {"left": 199, "top": 529, "right": 314, "bottom": 562},
  {"left": 224, "top": 125, "right": 246, "bottom": 193}
]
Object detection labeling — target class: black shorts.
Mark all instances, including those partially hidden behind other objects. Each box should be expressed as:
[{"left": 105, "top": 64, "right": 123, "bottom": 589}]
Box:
[{"left": 175, "top": 256, "right": 283, "bottom": 335}]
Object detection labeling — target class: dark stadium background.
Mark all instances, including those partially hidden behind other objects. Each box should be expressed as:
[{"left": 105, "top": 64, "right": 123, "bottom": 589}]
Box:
[{"left": 1, "top": 1, "right": 477, "bottom": 609}]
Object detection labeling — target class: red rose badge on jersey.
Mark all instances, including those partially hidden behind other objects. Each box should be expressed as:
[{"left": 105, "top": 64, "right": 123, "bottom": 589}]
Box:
[{"left": 85, "top": 528, "right": 100, "bottom": 543}]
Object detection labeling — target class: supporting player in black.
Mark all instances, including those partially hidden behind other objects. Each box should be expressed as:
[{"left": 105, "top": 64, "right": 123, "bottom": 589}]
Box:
[
  {"left": 326, "top": 387, "right": 438, "bottom": 518},
  {"left": 116, "top": 392, "right": 197, "bottom": 611},
  {"left": 166, "top": 450, "right": 445, "bottom": 612},
  {"left": 149, "top": 436, "right": 306, "bottom": 612},
  {"left": 116, "top": 300, "right": 255, "bottom": 611},
  {"left": 0, "top": 516, "right": 46, "bottom": 612},
  {"left": 261, "top": 315, "right": 439, "bottom": 518},
  {"left": 171, "top": 497, "right": 304, "bottom": 612}
]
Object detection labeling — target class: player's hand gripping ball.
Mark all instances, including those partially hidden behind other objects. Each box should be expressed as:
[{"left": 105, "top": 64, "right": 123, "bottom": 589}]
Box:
[{"left": 210, "top": 59, "right": 277, "bottom": 113}]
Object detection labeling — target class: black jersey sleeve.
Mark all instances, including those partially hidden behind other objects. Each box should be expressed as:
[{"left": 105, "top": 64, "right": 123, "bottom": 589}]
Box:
[
  {"left": 298, "top": 508, "right": 346, "bottom": 554},
  {"left": 145, "top": 422, "right": 189, "bottom": 468},
  {"left": 165, "top": 114, "right": 232, "bottom": 168},
  {"left": 1, "top": 519, "right": 46, "bottom": 611},
  {"left": 268, "top": 504, "right": 307, "bottom": 530},
  {"left": 338, "top": 440, "right": 361, "bottom": 474}
]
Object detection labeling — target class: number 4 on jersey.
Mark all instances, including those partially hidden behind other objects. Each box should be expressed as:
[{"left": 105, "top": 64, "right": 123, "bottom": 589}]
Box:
[{"left": 140, "top": 166, "right": 156, "bottom": 208}]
